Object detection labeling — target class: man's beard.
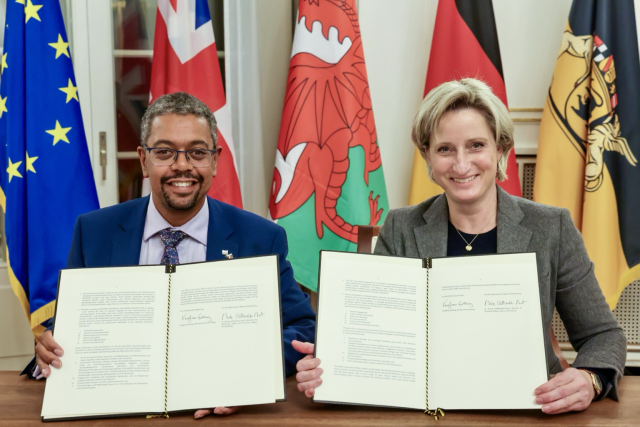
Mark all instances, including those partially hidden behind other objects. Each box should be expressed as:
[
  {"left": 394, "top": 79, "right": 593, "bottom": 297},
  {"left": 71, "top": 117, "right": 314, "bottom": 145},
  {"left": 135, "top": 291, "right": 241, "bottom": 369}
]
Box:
[{"left": 160, "top": 173, "right": 205, "bottom": 210}]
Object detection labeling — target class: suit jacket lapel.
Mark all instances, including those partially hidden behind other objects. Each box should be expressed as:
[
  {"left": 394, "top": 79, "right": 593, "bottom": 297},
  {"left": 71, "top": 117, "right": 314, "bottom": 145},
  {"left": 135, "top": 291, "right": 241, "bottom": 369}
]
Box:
[
  {"left": 111, "top": 196, "right": 149, "bottom": 266},
  {"left": 414, "top": 193, "right": 448, "bottom": 258},
  {"left": 496, "top": 187, "right": 533, "bottom": 253},
  {"left": 206, "top": 198, "right": 238, "bottom": 261}
]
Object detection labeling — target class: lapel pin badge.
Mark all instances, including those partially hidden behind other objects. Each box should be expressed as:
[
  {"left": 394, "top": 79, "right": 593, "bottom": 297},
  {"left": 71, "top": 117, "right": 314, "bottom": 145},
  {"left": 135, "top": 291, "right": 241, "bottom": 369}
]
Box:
[{"left": 222, "top": 250, "right": 233, "bottom": 259}]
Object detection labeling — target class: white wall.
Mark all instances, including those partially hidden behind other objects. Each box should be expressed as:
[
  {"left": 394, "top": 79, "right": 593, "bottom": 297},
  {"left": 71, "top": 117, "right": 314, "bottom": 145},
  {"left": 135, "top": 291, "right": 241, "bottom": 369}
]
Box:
[
  {"left": 495, "top": 0, "right": 573, "bottom": 157},
  {"left": 227, "top": 0, "right": 293, "bottom": 217},
  {"left": 359, "top": 0, "right": 437, "bottom": 210},
  {"left": 0, "top": 268, "right": 34, "bottom": 370}
]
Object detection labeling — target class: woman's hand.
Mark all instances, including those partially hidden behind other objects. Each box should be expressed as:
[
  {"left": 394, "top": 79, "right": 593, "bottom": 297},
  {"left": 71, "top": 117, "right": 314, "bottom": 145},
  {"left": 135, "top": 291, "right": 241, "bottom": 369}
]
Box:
[
  {"left": 194, "top": 406, "right": 240, "bottom": 419},
  {"left": 292, "top": 340, "right": 322, "bottom": 397},
  {"left": 534, "top": 368, "right": 595, "bottom": 414}
]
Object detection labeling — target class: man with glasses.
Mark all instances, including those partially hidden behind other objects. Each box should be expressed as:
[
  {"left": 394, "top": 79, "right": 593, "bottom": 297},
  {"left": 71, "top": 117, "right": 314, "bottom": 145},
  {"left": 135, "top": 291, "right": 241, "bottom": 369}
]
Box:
[{"left": 31, "top": 92, "right": 316, "bottom": 419}]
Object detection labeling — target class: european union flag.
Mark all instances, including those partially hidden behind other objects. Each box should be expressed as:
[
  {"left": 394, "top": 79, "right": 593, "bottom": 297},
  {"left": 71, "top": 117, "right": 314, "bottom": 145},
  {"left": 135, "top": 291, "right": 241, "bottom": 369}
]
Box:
[{"left": 0, "top": 0, "right": 99, "bottom": 338}]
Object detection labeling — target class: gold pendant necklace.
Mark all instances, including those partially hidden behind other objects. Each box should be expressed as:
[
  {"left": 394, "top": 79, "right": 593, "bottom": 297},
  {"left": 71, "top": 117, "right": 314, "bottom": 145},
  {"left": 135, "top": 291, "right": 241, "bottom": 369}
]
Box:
[
  {"left": 454, "top": 226, "right": 480, "bottom": 251},
  {"left": 449, "top": 215, "right": 498, "bottom": 252},
  {"left": 452, "top": 214, "right": 496, "bottom": 252}
]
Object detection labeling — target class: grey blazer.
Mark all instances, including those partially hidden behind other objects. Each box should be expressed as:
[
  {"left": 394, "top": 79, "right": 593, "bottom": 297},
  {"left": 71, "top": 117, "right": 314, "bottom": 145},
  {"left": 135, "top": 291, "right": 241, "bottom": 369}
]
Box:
[{"left": 374, "top": 186, "right": 626, "bottom": 400}]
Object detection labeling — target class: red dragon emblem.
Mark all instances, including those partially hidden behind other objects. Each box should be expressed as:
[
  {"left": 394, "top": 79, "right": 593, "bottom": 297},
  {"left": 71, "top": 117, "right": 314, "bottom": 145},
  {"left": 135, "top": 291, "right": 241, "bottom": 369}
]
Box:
[{"left": 269, "top": 0, "right": 383, "bottom": 243}]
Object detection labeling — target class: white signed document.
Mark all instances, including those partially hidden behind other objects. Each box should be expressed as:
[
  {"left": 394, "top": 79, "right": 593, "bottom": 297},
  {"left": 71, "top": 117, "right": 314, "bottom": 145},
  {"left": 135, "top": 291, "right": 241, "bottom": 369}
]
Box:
[
  {"left": 41, "top": 256, "right": 284, "bottom": 421},
  {"left": 314, "top": 251, "right": 547, "bottom": 412}
]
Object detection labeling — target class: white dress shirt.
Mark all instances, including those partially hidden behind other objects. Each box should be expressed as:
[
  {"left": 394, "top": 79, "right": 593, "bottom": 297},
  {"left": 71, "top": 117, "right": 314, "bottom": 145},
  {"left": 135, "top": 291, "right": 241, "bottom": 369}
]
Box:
[{"left": 138, "top": 195, "right": 209, "bottom": 265}]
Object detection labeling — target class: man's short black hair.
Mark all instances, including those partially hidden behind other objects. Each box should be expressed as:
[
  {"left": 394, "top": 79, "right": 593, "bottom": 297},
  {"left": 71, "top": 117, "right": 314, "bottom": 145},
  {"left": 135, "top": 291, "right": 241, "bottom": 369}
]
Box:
[{"left": 140, "top": 92, "right": 217, "bottom": 147}]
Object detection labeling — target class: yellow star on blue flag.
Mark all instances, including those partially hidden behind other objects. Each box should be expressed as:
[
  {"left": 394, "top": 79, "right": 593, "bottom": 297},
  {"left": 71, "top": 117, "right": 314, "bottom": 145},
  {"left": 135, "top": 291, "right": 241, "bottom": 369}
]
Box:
[
  {"left": 24, "top": 0, "right": 43, "bottom": 23},
  {"left": 46, "top": 120, "right": 72, "bottom": 145},
  {"left": 25, "top": 152, "right": 37, "bottom": 173},
  {"left": 0, "top": 0, "right": 99, "bottom": 338},
  {"left": 6, "top": 158, "right": 22, "bottom": 182},
  {"left": 0, "top": 96, "right": 7, "bottom": 118},
  {"left": 48, "top": 34, "right": 69, "bottom": 59},
  {"left": 59, "top": 78, "right": 78, "bottom": 103}
]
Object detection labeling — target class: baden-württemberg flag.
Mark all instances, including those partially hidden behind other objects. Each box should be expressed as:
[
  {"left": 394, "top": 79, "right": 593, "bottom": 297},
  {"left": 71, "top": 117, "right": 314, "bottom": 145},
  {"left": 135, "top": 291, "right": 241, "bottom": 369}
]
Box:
[
  {"left": 534, "top": 0, "right": 640, "bottom": 309},
  {"left": 269, "top": 0, "right": 388, "bottom": 292},
  {"left": 0, "top": 0, "right": 99, "bottom": 337}
]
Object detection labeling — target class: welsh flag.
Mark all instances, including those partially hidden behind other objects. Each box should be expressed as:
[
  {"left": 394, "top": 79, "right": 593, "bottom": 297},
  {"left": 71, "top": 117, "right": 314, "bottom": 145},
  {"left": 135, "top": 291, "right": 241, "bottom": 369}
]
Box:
[
  {"left": 269, "top": 0, "right": 389, "bottom": 292},
  {"left": 149, "top": 0, "right": 242, "bottom": 208}
]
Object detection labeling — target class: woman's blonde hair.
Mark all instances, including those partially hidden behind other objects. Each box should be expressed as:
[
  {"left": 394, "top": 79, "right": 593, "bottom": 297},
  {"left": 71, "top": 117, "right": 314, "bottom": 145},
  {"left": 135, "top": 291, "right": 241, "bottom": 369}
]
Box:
[{"left": 411, "top": 78, "right": 514, "bottom": 181}]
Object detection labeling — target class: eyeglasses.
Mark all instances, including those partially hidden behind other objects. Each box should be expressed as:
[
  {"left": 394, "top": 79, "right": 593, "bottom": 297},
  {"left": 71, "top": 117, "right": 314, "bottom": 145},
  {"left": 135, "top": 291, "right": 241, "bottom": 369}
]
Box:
[{"left": 144, "top": 146, "right": 217, "bottom": 167}]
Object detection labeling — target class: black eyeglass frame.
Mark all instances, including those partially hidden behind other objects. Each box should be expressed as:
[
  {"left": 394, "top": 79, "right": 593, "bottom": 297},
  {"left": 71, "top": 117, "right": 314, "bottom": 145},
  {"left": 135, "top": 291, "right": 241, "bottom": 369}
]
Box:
[{"left": 143, "top": 145, "right": 218, "bottom": 167}]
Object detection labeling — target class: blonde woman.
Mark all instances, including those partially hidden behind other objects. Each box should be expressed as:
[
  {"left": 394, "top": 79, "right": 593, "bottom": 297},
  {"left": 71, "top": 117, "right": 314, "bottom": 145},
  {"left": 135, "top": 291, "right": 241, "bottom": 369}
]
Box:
[{"left": 293, "top": 78, "right": 625, "bottom": 414}]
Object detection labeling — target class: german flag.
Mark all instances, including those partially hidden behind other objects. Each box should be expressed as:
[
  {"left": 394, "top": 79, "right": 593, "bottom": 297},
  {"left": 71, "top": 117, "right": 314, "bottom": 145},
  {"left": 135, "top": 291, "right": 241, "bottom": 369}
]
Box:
[
  {"left": 534, "top": 0, "right": 640, "bottom": 309},
  {"left": 408, "top": 0, "right": 521, "bottom": 205}
]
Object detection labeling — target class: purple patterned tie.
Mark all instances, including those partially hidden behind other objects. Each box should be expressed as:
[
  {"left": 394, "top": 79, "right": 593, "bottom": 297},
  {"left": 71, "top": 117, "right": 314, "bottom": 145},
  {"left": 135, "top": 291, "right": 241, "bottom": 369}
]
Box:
[{"left": 160, "top": 228, "right": 187, "bottom": 265}]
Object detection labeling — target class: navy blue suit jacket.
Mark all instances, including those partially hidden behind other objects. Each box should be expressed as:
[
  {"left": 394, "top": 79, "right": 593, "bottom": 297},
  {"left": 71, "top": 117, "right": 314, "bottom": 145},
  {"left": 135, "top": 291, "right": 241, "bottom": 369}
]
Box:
[{"left": 66, "top": 196, "right": 316, "bottom": 376}]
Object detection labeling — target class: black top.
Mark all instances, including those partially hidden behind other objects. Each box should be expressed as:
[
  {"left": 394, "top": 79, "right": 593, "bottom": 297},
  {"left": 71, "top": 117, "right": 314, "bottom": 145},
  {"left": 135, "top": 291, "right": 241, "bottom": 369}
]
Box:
[
  {"left": 445, "top": 221, "right": 613, "bottom": 400},
  {"left": 447, "top": 220, "right": 497, "bottom": 256}
]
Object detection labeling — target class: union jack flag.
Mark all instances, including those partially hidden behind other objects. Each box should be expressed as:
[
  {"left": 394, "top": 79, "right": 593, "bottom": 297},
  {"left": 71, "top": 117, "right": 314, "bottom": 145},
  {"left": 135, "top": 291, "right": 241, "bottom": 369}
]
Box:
[{"left": 149, "top": 0, "right": 242, "bottom": 208}]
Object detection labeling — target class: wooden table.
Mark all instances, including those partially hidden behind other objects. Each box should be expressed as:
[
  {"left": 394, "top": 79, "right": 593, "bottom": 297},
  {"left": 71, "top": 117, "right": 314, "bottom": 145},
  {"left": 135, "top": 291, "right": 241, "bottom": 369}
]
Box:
[{"left": 1, "top": 371, "right": 638, "bottom": 426}]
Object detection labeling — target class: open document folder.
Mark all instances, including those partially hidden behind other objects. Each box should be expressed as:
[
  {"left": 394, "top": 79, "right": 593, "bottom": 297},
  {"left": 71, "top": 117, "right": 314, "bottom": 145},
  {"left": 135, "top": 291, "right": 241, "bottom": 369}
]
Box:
[
  {"left": 41, "top": 256, "right": 285, "bottom": 421},
  {"left": 314, "top": 251, "right": 548, "bottom": 412}
]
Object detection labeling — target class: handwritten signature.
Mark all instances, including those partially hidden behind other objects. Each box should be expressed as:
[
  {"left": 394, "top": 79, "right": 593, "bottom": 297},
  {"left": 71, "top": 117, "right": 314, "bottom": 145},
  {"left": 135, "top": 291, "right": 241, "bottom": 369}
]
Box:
[
  {"left": 182, "top": 313, "right": 213, "bottom": 324},
  {"left": 484, "top": 299, "right": 527, "bottom": 306},
  {"left": 442, "top": 300, "right": 474, "bottom": 309},
  {"left": 222, "top": 312, "right": 266, "bottom": 321}
]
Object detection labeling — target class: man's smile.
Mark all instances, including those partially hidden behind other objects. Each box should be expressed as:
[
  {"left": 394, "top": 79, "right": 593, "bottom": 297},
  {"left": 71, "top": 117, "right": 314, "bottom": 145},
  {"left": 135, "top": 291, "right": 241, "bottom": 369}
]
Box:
[
  {"left": 168, "top": 181, "right": 196, "bottom": 187},
  {"left": 160, "top": 173, "right": 204, "bottom": 204}
]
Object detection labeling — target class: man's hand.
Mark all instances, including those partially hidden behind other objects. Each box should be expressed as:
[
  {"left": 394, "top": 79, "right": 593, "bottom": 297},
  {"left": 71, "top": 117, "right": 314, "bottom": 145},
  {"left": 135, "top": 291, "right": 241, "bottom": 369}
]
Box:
[
  {"left": 535, "top": 368, "right": 595, "bottom": 414},
  {"left": 194, "top": 407, "right": 240, "bottom": 419},
  {"left": 35, "top": 330, "right": 64, "bottom": 378},
  {"left": 292, "top": 340, "right": 322, "bottom": 398}
]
